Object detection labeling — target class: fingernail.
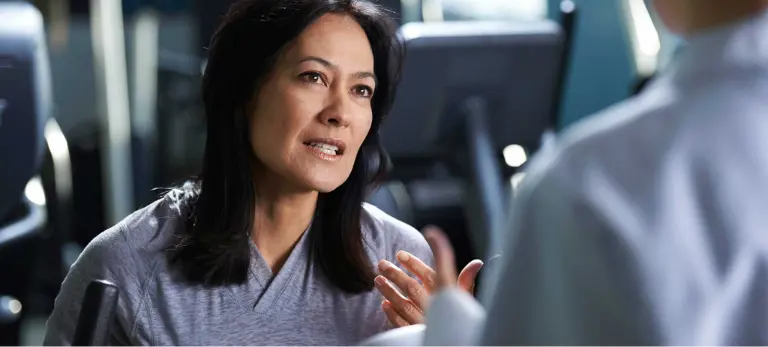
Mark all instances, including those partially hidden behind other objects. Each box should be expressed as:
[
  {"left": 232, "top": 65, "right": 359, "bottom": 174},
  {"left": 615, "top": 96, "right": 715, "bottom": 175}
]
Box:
[
  {"left": 375, "top": 275, "right": 386, "bottom": 286},
  {"left": 396, "top": 251, "right": 410, "bottom": 263},
  {"left": 381, "top": 301, "right": 391, "bottom": 309},
  {"left": 378, "top": 260, "right": 392, "bottom": 271}
]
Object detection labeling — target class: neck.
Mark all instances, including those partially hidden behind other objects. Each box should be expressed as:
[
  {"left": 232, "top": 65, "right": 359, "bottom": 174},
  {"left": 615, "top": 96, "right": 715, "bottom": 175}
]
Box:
[
  {"left": 686, "top": 1, "right": 768, "bottom": 35},
  {"left": 252, "top": 174, "right": 318, "bottom": 273}
]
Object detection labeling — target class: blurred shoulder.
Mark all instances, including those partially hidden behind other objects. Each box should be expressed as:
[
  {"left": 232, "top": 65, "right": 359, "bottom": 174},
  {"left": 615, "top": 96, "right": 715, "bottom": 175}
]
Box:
[
  {"left": 519, "top": 82, "right": 679, "bottom": 200},
  {"left": 360, "top": 202, "right": 433, "bottom": 265}
]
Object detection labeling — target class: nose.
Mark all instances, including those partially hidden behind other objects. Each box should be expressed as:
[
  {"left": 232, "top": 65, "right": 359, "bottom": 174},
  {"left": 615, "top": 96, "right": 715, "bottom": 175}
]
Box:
[{"left": 318, "top": 92, "right": 352, "bottom": 128}]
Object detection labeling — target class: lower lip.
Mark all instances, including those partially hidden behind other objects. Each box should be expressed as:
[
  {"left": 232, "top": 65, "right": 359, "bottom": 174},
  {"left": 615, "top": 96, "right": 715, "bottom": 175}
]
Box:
[{"left": 304, "top": 144, "right": 342, "bottom": 162}]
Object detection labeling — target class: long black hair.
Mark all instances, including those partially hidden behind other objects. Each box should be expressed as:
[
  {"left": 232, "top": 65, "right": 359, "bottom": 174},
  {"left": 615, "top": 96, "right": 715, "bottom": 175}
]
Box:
[{"left": 168, "top": 0, "right": 402, "bottom": 294}]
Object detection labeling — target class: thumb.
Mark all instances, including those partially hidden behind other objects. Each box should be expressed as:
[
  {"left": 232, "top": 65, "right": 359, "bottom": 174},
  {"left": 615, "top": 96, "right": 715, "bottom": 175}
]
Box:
[{"left": 457, "top": 259, "right": 484, "bottom": 293}]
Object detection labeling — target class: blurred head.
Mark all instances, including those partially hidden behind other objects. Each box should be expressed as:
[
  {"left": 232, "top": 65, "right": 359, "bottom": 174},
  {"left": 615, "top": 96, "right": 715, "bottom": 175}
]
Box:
[
  {"left": 650, "top": 0, "right": 688, "bottom": 34},
  {"left": 172, "top": 0, "right": 402, "bottom": 292},
  {"left": 652, "top": 0, "right": 768, "bottom": 35}
]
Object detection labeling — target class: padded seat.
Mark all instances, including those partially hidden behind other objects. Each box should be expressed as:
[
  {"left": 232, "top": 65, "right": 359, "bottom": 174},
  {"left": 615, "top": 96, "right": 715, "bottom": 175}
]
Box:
[{"left": 367, "top": 181, "right": 414, "bottom": 225}]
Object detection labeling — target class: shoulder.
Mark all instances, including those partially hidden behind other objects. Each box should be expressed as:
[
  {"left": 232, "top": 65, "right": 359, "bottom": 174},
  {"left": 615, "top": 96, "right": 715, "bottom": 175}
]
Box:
[
  {"left": 61, "top": 195, "right": 184, "bottom": 302},
  {"left": 523, "top": 81, "right": 681, "bottom": 198},
  {"left": 559, "top": 82, "right": 678, "bottom": 166},
  {"left": 77, "top": 196, "right": 181, "bottom": 279},
  {"left": 507, "top": 86, "right": 679, "bottom": 240},
  {"left": 44, "top": 196, "right": 183, "bottom": 345},
  {"left": 63, "top": 193, "right": 188, "bottom": 305},
  {"left": 360, "top": 202, "right": 433, "bottom": 266}
]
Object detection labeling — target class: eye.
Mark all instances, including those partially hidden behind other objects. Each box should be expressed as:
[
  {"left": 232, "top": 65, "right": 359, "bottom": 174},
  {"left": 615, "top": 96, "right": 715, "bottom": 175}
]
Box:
[
  {"left": 299, "top": 71, "right": 326, "bottom": 86},
  {"left": 352, "top": 85, "right": 374, "bottom": 98}
]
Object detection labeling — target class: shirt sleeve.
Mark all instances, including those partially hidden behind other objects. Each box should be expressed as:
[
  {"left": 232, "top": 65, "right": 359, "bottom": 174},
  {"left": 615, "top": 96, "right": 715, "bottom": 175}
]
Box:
[
  {"left": 478, "top": 168, "right": 662, "bottom": 345},
  {"left": 43, "top": 225, "right": 140, "bottom": 346}
]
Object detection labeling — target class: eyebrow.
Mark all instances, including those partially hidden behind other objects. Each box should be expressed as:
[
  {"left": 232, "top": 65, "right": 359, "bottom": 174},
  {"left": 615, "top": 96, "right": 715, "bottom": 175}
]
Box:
[{"left": 299, "top": 56, "right": 377, "bottom": 85}]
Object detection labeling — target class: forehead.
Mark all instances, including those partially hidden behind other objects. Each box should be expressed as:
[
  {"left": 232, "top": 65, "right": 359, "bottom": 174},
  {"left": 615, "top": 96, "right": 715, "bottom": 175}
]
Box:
[{"left": 287, "top": 13, "right": 374, "bottom": 69}]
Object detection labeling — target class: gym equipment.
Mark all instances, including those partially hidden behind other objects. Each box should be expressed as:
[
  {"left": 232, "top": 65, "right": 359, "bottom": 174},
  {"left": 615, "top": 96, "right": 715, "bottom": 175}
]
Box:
[
  {"left": 549, "top": 0, "right": 634, "bottom": 128},
  {"left": 620, "top": 0, "right": 660, "bottom": 82},
  {"left": 33, "top": 118, "right": 76, "bottom": 314},
  {"left": 361, "top": 3, "right": 579, "bottom": 345},
  {"left": 72, "top": 280, "right": 121, "bottom": 346},
  {"left": 154, "top": 50, "right": 206, "bottom": 188},
  {"left": 89, "top": 0, "right": 135, "bottom": 226},
  {"left": 378, "top": 19, "right": 565, "bottom": 260},
  {"left": 130, "top": 9, "right": 161, "bottom": 207},
  {"left": 552, "top": 0, "right": 577, "bottom": 129},
  {"left": 367, "top": 181, "right": 414, "bottom": 224},
  {"left": 0, "top": 2, "right": 52, "bottom": 344}
]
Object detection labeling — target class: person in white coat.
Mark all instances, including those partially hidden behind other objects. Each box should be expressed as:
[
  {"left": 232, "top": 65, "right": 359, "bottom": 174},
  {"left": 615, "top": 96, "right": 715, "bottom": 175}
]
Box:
[{"left": 421, "top": 0, "right": 768, "bottom": 345}]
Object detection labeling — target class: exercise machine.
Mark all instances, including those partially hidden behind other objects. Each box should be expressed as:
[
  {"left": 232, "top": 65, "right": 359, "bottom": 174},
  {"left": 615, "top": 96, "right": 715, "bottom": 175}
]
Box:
[
  {"left": 378, "top": 18, "right": 566, "bottom": 261},
  {"left": 362, "top": 3, "right": 579, "bottom": 345},
  {"left": 0, "top": 2, "right": 52, "bottom": 344}
]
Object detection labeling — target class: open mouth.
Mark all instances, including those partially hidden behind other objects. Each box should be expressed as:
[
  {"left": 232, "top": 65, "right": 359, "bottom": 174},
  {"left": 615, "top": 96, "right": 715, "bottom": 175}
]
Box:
[{"left": 303, "top": 141, "right": 344, "bottom": 156}]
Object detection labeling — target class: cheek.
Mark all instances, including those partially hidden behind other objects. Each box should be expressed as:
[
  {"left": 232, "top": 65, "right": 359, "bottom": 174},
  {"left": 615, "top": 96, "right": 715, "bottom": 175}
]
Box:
[
  {"left": 352, "top": 113, "right": 374, "bottom": 149},
  {"left": 248, "top": 113, "right": 274, "bottom": 162},
  {"left": 251, "top": 90, "right": 317, "bottom": 150},
  {"left": 249, "top": 109, "right": 293, "bottom": 167}
]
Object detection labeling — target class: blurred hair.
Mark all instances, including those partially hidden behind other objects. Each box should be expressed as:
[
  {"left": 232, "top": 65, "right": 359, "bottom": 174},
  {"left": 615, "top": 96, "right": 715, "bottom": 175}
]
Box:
[{"left": 168, "top": 0, "right": 403, "bottom": 293}]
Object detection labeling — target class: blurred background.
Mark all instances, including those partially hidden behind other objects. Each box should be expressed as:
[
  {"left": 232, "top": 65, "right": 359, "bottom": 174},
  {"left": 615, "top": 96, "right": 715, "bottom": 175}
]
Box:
[{"left": 0, "top": 0, "right": 679, "bottom": 344}]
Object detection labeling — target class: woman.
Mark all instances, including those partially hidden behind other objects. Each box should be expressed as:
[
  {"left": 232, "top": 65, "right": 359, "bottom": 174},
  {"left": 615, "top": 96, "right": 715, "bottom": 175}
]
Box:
[{"left": 43, "top": 0, "right": 440, "bottom": 344}]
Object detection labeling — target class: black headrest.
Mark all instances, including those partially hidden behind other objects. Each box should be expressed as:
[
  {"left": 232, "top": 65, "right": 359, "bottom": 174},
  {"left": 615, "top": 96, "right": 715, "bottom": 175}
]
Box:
[{"left": 0, "top": 2, "right": 51, "bottom": 218}]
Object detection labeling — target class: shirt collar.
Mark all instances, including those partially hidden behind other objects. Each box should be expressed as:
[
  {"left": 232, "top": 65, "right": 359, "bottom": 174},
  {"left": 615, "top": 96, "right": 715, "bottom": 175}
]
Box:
[{"left": 666, "top": 9, "right": 768, "bottom": 82}]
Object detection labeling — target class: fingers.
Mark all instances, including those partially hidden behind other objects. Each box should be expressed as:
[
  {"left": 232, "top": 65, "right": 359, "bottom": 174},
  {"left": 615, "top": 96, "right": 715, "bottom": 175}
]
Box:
[
  {"left": 423, "top": 226, "right": 458, "bottom": 290},
  {"left": 395, "top": 251, "right": 437, "bottom": 292},
  {"left": 457, "top": 259, "right": 484, "bottom": 294},
  {"left": 374, "top": 275, "right": 424, "bottom": 324},
  {"left": 382, "top": 300, "right": 410, "bottom": 328},
  {"left": 378, "top": 260, "right": 430, "bottom": 309}
]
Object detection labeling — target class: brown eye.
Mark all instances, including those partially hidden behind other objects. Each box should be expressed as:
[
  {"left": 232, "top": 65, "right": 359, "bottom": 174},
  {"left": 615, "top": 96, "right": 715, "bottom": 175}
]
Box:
[
  {"left": 353, "top": 85, "right": 374, "bottom": 98},
  {"left": 299, "top": 71, "right": 326, "bottom": 86}
]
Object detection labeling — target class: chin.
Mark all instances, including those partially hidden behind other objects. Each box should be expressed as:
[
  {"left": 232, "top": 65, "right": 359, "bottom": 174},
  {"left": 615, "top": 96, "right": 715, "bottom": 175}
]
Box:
[
  {"left": 310, "top": 179, "right": 348, "bottom": 193},
  {"left": 300, "top": 173, "right": 352, "bottom": 193},
  {"left": 289, "top": 162, "right": 355, "bottom": 193}
]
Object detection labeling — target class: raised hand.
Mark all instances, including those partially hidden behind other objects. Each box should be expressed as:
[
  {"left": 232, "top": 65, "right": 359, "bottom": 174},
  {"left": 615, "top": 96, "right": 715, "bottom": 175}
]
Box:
[{"left": 375, "top": 226, "right": 483, "bottom": 327}]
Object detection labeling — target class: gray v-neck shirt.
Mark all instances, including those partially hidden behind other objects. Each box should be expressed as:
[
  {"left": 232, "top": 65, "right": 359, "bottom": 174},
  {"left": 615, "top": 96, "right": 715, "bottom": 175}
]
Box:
[{"left": 43, "top": 197, "right": 434, "bottom": 345}]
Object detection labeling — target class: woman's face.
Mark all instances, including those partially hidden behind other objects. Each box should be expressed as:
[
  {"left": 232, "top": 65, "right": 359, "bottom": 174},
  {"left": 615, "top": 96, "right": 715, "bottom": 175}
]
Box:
[{"left": 248, "top": 13, "right": 376, "bottom": 193}]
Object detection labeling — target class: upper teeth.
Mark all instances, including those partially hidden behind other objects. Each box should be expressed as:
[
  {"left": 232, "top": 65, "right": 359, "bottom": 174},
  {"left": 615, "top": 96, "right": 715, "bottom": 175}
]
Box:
[{"left": 309, "top": 142, "right": 339, "bottom": 154}]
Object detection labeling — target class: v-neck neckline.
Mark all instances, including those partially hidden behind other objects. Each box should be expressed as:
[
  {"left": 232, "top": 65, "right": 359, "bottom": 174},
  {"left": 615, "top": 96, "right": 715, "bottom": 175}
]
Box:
[{"left": 235, "top": 225, "right": 312, "bottom": 314}]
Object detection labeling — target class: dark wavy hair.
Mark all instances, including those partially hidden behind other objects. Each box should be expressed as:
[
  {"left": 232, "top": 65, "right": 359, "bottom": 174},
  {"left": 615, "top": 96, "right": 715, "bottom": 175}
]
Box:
[{"left": 168, "top": 0, "right": 403, "bottom": 293}]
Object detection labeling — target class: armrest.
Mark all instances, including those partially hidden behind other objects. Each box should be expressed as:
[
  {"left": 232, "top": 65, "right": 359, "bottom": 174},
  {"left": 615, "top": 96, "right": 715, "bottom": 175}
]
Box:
[
  {"left": 72, "top": 280, "right": 120, "bottom": 346},
  {"left": 0, "top": 195, "right": 46, "bottom": 253}
]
